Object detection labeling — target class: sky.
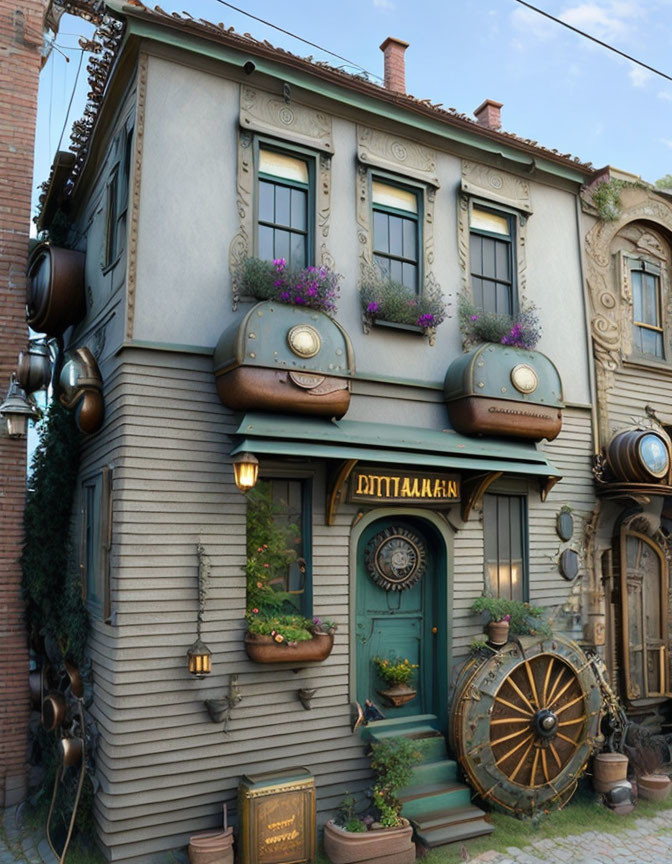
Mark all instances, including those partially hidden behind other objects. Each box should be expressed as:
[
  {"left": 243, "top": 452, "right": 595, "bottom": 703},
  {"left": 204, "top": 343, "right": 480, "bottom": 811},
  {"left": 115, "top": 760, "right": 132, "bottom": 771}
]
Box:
[{"left": 33, "top": 0, "right": 672, "bottom": 219}]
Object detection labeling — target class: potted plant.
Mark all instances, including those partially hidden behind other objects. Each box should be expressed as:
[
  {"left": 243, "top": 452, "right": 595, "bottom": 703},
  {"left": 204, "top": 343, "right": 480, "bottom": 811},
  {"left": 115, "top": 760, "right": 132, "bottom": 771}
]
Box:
[
  {"left": 457, "top": 293, "right": 541, "bottom": 350},
  {"left": 324, "top": 738, "right": 423, "bottom": 864},
  {"left": 372, "top": 656, "right": 418, "bottom": 707},
  {"left": 236, "top": 256, "right": 341, "bottom": 315},
  {"left": 359, "top": 269, "right": 446, "bottom": 345},
  {"left": 470, "top": 596, "right": 551, "bottom": 648},
  {"left": 243, "top": 483, "right": 336, "bottom": 663}
]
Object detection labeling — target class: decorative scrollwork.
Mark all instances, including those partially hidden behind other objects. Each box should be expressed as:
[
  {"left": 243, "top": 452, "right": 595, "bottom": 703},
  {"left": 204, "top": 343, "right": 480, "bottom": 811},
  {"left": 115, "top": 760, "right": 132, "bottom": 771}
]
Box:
[{"left": 364, "top": 525, "right": 427, "bottom": 592}]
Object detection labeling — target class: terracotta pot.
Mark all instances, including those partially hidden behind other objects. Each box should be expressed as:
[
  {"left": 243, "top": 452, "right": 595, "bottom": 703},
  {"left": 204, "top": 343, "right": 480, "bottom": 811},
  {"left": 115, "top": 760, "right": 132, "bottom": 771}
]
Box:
[
  {"left": 323, "top": 819, "right": 415, "bottom": 864},
  {"left": 188, "top": 827, "right": 234, "bottom": 864},
  {"left": 379, "top": 683, "right": 417, "bottom": 708},
  {"left": 244, "top": 632, "right": 333, "bottom": 664},
  {"left": 487, "top": 620, "right": 510, "bottom": 646},
  {"left": 638, "top": 774, "right": 672, "bottom": 802},
  {"left": 593, "top": 752, "right": 628, "bottom": 788}
]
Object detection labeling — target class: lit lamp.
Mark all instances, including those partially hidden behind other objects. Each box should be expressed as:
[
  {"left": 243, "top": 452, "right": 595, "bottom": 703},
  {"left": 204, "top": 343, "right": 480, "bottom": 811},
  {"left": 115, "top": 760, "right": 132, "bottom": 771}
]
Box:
[
  {"left": 232, "top": 451, "right": 259, "bottom": 492},
  {"left": 0, "top": 374, "right": 40, "bottom": 438},
  {"left": 187, "top": 638, "right": 212, "bottom": 678},
  {"left": 187, "top": 543, "right": 212, "bottom": 678}
]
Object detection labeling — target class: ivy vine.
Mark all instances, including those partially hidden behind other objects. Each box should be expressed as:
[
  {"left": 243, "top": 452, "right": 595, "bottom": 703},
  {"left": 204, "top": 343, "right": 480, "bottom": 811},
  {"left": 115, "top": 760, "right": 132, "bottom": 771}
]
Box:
[{"left": 592, "top": 178, "right": 649, "bottom": 222}]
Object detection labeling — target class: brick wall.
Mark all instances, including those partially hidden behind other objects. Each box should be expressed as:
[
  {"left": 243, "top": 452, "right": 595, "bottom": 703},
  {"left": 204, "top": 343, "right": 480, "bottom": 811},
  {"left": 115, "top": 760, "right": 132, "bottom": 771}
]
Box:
[{"left": 0, "top": 0, "right": 46, "bottom": 809}]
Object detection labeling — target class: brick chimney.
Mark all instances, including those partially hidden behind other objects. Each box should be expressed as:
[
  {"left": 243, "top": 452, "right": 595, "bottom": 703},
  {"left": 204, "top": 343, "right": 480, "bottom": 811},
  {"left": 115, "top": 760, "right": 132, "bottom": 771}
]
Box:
[
  {"left": 380, "top": 36, "right": 409, "bottom": 94},
  {"left": 474, "top": 99, "right": 503, "bottom": 131}
]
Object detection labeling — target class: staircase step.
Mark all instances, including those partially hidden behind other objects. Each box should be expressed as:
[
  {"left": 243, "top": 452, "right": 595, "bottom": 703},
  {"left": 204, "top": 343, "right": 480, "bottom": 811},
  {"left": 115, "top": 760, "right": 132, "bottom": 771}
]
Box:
[
  {"left": 415, "top": 819, "right": 495, "bottom": 848},
  {"left": 399, "top": 782, "right": 472, "bottom": 818},
  {"left": 402, "top": 759, "right": 458, "bottom": 791},
  {"left": 412, "top": 804, "right": 488, "bottom": 832},
  {"left": 360, "top": 714, "right": 440, "bottom": 741}
]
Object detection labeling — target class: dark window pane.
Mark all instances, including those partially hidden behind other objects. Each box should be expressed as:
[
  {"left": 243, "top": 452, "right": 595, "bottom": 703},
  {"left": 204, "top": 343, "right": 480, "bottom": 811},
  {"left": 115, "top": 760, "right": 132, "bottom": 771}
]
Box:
[
  {"left": 470, "top": 234, "right": 483, "bottom": 275},
  {"left": 290, "top": 232, "right": 306, "bottom": 269},
  {"left": 497, "top": 282, "right": 512, "bottom": 316},
  {"left": 403, "top": 218, "right": 417, "bottom": 260},
  {"left": 645, "top": 274, "right": 659, "bottom": 326},
  {"left": 274, "top": 229, "right": 290, "bottom": 263},
  {"left": 390, "top": 258, "right": 403, "bottom": 284},
  {"left": 389, "top": 214, "right": 403, "bottom": 257},
  {"left": 472, "top": 277, "right": 484, "bottom": 311},
  {"left": 402, "top": 262, "right": 418, "bottom": 292},
  {"left": 258, "top": 225, "right": 274, "bottom": 262},
  {"left": 484, "top": 494, "right": 526, "bottom": 601},
  {"left": 259, "top": 181, "right": 275, "bottom": 223},
  {"left": 481, "top": 280, "right": 498, "bottom": 315},
  {"left": 632, "top": 271, "right": 643, "bottom": 321},
  {"left": 374, "top": 211, "right": 389, "bottom": 253},
  {"left": 495, "top": 240, "right": 510, "bottom": 280},
  {"left": 374, "top": 254, "right": 390, "bottom": 279},
  {"left": 275, "top": 185, "right": 291, "bottom": 227},
  {"left": 640, "top": 327, "right": 663, "bottom": 358},
  {"left": 481, "top": 237, "right": 496, "bottom": 279},
  {"left": 290, "top": 188, "right": 307, "bottom": 231}
]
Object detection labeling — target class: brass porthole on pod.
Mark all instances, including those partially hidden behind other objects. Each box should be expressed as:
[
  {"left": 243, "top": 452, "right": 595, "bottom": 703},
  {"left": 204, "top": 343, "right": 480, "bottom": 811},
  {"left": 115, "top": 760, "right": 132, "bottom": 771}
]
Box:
[
  {"left": 287, "top": 324, "right": 321, "bottom": 359},
  {"left": 511, "top": 364, "right": 539, "bottom": 395}
]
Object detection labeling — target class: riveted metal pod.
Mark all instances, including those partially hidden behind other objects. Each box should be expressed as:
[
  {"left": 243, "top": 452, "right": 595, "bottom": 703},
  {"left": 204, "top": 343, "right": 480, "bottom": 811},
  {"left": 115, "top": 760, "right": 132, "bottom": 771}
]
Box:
[
  {"left": 605, "top": 428, "right": 671, "bottom": 484},
  {"left": 26, "top": 244, "right": 86, "bottom": 337},
  {"left": 59, "top": 347, "right": 104, "bottom": 434},
  {"left": 16, "top": 343, "right": 52, "bottom": 394}
]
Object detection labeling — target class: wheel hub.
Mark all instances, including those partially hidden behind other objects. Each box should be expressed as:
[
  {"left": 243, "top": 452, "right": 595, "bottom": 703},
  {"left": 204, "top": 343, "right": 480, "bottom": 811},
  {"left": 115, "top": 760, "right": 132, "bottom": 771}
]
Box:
[{"left": 534, "top": 708, "right": 558, "bottom": 738}]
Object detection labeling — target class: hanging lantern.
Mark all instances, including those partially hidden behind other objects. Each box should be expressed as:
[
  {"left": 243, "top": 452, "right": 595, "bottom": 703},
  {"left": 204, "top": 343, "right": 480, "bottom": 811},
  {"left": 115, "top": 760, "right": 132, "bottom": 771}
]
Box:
[
  {"left": 0, "top": 374, "right": 40, "bottom": 438},
  {"left": 187, "top": 638, "right": 212, "bottom": 678},
  {"left": 187, "top": 543, "right": 212, "bottom": 678},
  {"left": 232, "top": 451, "right": 259, "bottom": 492}
]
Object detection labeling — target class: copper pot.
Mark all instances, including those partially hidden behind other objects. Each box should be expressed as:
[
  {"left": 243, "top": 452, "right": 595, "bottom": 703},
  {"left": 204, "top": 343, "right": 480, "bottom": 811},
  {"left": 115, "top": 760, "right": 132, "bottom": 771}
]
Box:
[
  {"left": 17, "top": 344, "right": 52, "bottom": 395},
  {"left": 28, "top": 669, "right": 43, "bottom": 710},
  {"left": 42, "top": 692, "right": 67, "bottom": 731},
  {"left": 64, "top": 660, "right": 84, "bottom": 699},
  {"left": 60, "top": 737, "right": 83, "bottom": 768}
]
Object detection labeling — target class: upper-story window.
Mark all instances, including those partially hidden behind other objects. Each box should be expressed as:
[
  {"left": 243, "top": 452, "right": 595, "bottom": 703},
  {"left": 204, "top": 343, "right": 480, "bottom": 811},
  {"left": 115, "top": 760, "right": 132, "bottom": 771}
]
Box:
[
  {"left": 257, "top": 148, "right": 312, "bottom": 269},
  {"left": 372, "top": 180, "right": 420, "bottom": 292},
  {"left": 103, "top": 118, "right": 134, "bottom": 271},
  {"left": 631, "top": 259, "right": 664, "bottom": 359},
  {"left": 483, "top": 492, "right": 527, "bottom": 602},
  {"left": 469, "top": 205, "right": 515, "bottom": 315}
]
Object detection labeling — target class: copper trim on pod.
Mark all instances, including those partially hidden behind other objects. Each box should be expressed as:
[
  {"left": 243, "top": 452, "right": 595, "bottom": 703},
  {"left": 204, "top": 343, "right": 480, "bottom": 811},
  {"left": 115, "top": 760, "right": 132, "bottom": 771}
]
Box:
[
  {"left": 26, "top": 244, "right": 86, "bottom": 337},
  {"left": 59, "top": 347, "right": 105, "bottom": 434}
]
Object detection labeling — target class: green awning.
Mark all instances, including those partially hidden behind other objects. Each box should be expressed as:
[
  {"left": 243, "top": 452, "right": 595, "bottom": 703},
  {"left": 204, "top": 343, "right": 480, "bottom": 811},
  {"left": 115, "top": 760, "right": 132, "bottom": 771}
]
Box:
[{"left": 232, "top": 412, "right": 560, "bottom": 478}]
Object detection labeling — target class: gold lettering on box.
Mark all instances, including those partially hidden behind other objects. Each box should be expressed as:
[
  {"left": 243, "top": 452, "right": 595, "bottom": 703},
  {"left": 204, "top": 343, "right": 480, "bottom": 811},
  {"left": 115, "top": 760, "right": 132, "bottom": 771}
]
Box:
[{"left": 348, "top": 467, "right": 460, "bottom": 507}]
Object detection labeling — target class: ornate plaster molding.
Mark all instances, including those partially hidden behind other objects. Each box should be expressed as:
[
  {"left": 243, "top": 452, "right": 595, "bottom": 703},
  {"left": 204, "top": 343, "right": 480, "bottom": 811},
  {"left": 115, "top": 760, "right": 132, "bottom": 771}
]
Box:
[
  {"left": 356, "top": 126, "right": 439, "bottom": 187},
  {"left": 125, "top": 52, "right": 147, "bottom": 340},
  {"left": 229, "top": 129, "right": 253, "bottom": 311},
  {"left": 240, "top": 85, "right": 333, "bottom": 153}
]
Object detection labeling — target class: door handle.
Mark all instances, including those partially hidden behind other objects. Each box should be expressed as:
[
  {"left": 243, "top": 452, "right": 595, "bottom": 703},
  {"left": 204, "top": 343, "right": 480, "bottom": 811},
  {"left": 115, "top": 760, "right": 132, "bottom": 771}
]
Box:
[{"left": 432, "top": 627, "right": 438, "bottom": 635}]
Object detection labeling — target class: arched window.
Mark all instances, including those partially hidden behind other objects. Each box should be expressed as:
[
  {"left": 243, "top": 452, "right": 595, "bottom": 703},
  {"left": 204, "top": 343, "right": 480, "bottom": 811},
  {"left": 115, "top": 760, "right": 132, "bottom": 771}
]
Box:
[{"left": 619, "top": 530, "right": 669, "bottom": 700}]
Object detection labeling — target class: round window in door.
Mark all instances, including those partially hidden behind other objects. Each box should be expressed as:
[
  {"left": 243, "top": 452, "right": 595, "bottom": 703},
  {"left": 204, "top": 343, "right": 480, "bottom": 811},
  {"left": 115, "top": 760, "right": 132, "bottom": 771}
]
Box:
[{"left": 365, "top": 524, "right": 427, "bottom": 592}]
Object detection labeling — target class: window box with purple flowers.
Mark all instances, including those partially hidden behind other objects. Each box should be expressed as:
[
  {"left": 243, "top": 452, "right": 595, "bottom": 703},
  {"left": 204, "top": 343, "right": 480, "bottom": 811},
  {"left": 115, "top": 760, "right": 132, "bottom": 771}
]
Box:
[
  {"left": 457, "top": 294, "right": 541, "bottom": 350},
  {"left": 359, "top": 272, "right": 446, "bottom": 346},
  {"left": 236, "top": 257, "right": 341, "bottom": 316}
]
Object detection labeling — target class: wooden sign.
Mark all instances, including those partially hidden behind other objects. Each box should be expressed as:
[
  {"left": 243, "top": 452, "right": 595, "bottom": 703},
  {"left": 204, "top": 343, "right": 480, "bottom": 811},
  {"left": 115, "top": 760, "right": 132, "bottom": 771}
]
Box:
[
  {"left": 348, "top": 467, "right": 460, "bottom": 506},
  {"left": 239, "top": 769, "right": 316, "bottom": 864}
]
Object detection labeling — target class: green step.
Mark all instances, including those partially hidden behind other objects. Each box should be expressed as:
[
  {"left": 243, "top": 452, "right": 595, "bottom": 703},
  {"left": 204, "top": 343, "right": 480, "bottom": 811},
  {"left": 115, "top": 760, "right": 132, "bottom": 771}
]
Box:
[
  {"left": 412, "top": 804, "right": 489, "bottom": 832},
  {"left": 399, "top": 782, "right": 472, "bottom": 819},
  {"left": 360, "top": 714, "right": 440, "bottom": 741},
  {"left": 415, "top": 820, "right": 495, "bottom": 848},
  {"left": 403, "top": 759, "right": 458, "bottom": 789}
]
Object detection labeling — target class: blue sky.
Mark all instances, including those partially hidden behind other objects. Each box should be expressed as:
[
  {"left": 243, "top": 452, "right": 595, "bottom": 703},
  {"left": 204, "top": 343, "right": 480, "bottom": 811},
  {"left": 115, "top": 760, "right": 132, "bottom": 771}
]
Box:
[{"left": 34, "top": 0, "right": 672, "bottom": 218}]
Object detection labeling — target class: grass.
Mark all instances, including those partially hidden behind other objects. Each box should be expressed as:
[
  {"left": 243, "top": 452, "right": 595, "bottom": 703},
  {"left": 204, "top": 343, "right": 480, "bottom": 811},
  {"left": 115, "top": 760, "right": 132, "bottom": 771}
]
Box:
[{"left": 313, "top": 786, "right": 672, "bottom": 864}]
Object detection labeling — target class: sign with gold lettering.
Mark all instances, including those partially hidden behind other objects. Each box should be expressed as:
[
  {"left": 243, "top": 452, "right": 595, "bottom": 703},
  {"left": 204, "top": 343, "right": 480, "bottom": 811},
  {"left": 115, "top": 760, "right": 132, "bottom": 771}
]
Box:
[
  {"left": 239, "top": 769, "right": 315, "bottom": 864},
  {"left": 348, "top": 467, "right": 460, "bottom": 506}
]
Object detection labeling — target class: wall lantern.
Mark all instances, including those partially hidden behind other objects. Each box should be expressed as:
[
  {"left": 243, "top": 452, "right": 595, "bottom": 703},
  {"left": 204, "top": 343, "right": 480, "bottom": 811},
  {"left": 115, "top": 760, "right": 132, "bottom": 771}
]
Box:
[
  {"left": 232, "top": 451, "right": 259, "bottom": 492},
  {"left": 187, "top": 543, "right": 212, "bottom": 678},
  {"left": 0, "top": 374, "right": 40, "bottom": 438}
]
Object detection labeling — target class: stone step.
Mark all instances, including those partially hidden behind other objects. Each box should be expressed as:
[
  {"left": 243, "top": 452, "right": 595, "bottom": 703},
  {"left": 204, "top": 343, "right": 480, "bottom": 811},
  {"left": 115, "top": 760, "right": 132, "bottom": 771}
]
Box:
[
  {"left": 412, "top": 804, "right": 489, "bottom": 832},
  {"left": 399, "top": 782, "right": 472, "bottom": 819},
  {"left": 415, "top": 819, "right": 495, "bottom": 848}
]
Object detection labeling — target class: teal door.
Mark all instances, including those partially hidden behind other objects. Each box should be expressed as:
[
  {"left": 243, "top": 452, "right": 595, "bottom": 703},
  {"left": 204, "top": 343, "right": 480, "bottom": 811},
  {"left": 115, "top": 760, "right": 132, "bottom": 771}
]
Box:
[{"left": 355, "top": 516, "right": 448, "bottom": 723}]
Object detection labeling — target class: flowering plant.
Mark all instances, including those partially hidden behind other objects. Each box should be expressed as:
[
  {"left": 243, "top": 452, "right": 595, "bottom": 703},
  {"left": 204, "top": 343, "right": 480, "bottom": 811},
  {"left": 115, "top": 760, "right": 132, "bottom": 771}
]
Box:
[
  {"left": 312, "top": 617, "right": 338, "bottom": 635},
  {"left": 239, "top": 257, "right": 340, "bottom": 316},
  {"left": 471, "top": 596, "right": 551, "bottom": 636},
  {"left": 457, "top": 294, "right": 541, "bottom": 350},
  {"left": 360, "top": 270, "right": 446, "bottom": 335},
  {"left": 372, "top": 656, "right": 419, "bottom": 687}
]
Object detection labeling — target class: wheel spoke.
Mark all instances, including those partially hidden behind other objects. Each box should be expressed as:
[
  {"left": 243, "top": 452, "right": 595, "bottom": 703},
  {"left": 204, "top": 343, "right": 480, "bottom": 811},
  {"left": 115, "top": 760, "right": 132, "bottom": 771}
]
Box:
[
  {"left": 490, "top": 717, "right": 531, "bottom": 725},
  {"left": 525, "top": 660, "right": 540, "bottom": 709},
  {"left": 505, "top": 676, "right": 536, "bottom": 714},
  {"left": 549, "top": 742, "right": 562, "bottom": 769},
  {"left": 556, "top": 732, "right": 579, "bottom": 747},
  {"left": 546, "top": 667, "right": 566, "bottom": 706},
  {"left": 542, "top": 657, "right": 554, "bottom": 706},
  {"left": 558, "top": 715, "right": 586, "bottom": 727},
  {"left": 541, "top": 747, "right": 550, "bottom": 782},
  {"left": 548, "top": 677, "right": 575, "bottom": 710},
  {"left": 495, "top": 733, "right": 533, "bottom": 766},
  {"left": 491, "top": 726, "right": 531, "bottom": 748},
  {"left": 494, "top": 695, "right": 535, "bottom": 717},
  {"left": 554, "top": 693, "right": 584, "bottom": 716},
  {"left": 530, "top": 747, "right": 540, "bottom": 786},
  {"left": 509, "top": 740, "right": 534, "bottom": 782}
]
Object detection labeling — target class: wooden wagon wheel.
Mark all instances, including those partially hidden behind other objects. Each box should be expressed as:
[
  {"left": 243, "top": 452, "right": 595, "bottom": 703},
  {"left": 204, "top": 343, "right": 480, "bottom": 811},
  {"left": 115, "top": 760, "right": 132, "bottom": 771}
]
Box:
[{"left": 451, "top": 636, "right": 603, "bottom": 816}]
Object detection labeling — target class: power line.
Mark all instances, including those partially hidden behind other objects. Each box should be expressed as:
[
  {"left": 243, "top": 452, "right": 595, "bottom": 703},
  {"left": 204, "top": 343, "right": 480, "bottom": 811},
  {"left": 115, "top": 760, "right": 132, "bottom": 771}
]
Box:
[
  {"left": 211, "top": 0, "right": 382, "bottom": 81},
  {"left": 514, "top": 0, "right": 672, "bottom": 83},
  {"left": 57, "top": 49, "right": 85, "bottom": 153}
]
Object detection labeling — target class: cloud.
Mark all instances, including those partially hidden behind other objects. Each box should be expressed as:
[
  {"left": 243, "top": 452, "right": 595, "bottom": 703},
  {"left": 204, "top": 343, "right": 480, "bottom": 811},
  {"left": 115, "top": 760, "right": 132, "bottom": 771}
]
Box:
[
  {"left": 660, "top": 138, "right": 672, "bottom": 150},
  {"left": 560, "top": 2, "right": 645, "bottom": 41},
  {"left": 628, "top": 66, "right": 651, "bottom": 87},
  {"left": 511, "top": 5, "right": 556, "bottom": 39},
  {"left": 372, "top": 0, "right": 395, "bottom": 8},
  {"left": 658, "top": 90, "right": 672, "bottom": 102}
]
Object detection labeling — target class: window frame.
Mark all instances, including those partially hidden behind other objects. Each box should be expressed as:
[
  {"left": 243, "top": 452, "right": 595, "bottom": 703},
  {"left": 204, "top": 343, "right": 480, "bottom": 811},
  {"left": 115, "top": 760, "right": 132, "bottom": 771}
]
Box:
[
  {"left": 482, "top": 490, "right": 529, "bottom": 602},
  {"left": 371, "top": 174, "right": 422, "bottom": 293},
  {"left": 257, "top": 471, "right": 314, "bottom": 618},
  {"left": 79, "top": 466, "right": 113, "bottom": 622},
  {"left": 102, "top": 117, "right": 134, "bottom": 274},
  {"left": 253, "top": 136, "right": 317, "bottom": 269},
  {"left": 468, "top": 198, "right": 519, "bottom": 317},
  {"left": 628, "top": 256, "right": 665, "bottom": 361}
]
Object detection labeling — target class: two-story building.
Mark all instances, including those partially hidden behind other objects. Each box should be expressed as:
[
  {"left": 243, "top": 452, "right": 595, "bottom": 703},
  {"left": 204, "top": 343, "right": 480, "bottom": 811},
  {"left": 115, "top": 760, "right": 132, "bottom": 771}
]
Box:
[{"left": 30, "top": 2, "right": 604, "bottom": 859}]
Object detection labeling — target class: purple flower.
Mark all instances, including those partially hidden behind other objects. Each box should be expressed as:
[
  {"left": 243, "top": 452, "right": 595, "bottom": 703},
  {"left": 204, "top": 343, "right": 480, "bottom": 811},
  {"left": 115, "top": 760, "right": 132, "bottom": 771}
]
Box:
[
  {"left": 280, "top": 291, "right": 290, "bottom": 301},
  {"left": 294, "top": 296, "right": 305, "bottom": 304},
  {"left": 417, "top": 313, "right": 435, "bottom": 328},
  {"left": 367, "top": 301, "right": 380, "bottom": 314},
  {"left": 306, "top": 286, "right": 317, "bottom": 297},
  {"left": 273, "top": 258, "right": 286, "bottom": 270},
  {"left": 470, "top": 314, "right": 479, "bottom": 321}
]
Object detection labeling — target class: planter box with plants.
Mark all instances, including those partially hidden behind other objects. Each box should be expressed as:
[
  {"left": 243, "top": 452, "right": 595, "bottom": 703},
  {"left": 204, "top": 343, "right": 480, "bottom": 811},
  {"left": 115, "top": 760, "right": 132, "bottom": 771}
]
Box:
[
  {"left": 372, "top": 656, "right": 419, "bottom": 707},
  {"left": 235, "top": 256, "right": 341, "bottom": 315},
  {"left": 359, "top": 271, "right": 446, "bottom": 346},
  {"left": 324, "top": 737, "right": 424, "bottom": 864},
  {"left": 470, "top": 596, "right": 551, "bottom": 648}
]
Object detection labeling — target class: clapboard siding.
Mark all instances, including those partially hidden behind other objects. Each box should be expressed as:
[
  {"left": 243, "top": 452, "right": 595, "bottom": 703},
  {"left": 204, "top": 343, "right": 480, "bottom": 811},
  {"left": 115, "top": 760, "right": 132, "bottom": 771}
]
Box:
[{"left": 606, "top": 367, "right": 672, "bottom": 432}]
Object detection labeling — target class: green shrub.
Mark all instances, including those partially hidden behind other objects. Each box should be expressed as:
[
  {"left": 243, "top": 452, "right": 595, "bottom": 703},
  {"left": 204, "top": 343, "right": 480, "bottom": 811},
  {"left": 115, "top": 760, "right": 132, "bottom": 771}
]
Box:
[
  {"left": 372, "top": 656, "right": 418, "bottom": 687},
  {"left": 370, "top": 738, "right": 425, "bottom": 828},
  {"left": 471, "top": 596, "right": 551, "bottom": 637}
]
